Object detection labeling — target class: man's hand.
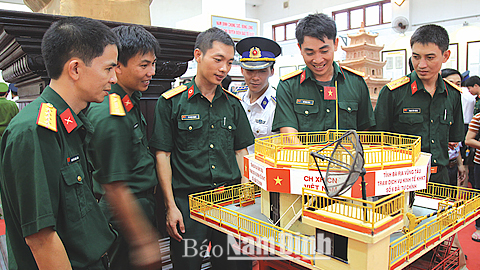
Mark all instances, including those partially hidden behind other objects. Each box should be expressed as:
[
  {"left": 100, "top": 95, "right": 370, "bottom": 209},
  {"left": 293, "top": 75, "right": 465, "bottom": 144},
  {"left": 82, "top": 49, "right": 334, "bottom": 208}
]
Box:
[
  {"left": 166, "top": 206, "right": 185, "bottom": 242},
  {"left": 458, "top": 165, "right": 468, "bottom": 187}
]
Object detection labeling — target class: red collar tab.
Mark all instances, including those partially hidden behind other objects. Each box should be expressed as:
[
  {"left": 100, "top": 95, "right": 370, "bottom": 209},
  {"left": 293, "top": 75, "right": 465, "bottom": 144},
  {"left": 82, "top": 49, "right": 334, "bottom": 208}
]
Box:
[
  {"left": 187, "top": 85, "right": 195, "bottom": 99},
  {"left": 411, "top": 81, "right": 418, "bottom": 95},
  {"left": 300, "top": 70, "right": 306, "bottom": 84},
  {"left": 122, "top": 95, "right": 133, "bottom": 112},
  {"left": 60, "top": 108, "right": 77, "bottom": 133}
]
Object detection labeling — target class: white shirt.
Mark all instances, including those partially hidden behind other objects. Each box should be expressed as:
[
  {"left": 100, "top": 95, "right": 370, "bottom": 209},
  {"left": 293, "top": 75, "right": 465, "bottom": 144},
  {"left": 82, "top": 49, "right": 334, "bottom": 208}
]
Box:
[
  {"left": 238, "top": 85, "right": 278, "bottom": 154},
  {"left": 461, "top": 87, "right": 476, "bottom": 124}
]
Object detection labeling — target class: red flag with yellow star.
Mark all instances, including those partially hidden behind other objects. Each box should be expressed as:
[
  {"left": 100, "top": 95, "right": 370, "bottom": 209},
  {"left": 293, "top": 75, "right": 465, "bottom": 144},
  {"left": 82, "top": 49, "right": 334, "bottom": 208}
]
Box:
[
  {"left": 243, "top": 157, "right": 249, "bottom": 179},
  {"left": 351, "top": 171, "right": 375, "bottom": 198},
  {"left": 324, "top": 86, "right": 337, "bottom": 100},
  {"left": 266, "top": 168, "right": 291, "bottom": 193}
]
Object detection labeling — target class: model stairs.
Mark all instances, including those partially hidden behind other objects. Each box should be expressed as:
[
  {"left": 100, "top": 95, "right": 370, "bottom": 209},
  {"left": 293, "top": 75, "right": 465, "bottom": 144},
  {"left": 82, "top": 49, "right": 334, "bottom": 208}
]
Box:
[{"left": 428, "top": 235, "right": 454, "bottom": 269}]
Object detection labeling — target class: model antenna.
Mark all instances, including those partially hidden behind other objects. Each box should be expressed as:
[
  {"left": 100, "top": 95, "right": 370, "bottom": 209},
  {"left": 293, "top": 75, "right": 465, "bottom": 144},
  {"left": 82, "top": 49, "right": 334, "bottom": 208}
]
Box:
[{"left": 310, "top": 130, "right": 366, "bottom": 198}]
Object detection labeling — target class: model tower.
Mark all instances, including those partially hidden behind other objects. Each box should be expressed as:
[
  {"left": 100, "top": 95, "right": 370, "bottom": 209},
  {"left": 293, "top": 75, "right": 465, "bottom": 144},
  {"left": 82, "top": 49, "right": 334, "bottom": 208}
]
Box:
[{"left": 339, "top": 23, "right": 391, "bottom": 108}]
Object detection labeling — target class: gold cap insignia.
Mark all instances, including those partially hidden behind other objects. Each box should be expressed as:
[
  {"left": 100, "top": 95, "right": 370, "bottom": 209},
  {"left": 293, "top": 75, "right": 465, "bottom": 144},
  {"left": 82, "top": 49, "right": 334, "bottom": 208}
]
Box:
[{"left": 249, "top": 47, "right": 262, "bottom": 59}]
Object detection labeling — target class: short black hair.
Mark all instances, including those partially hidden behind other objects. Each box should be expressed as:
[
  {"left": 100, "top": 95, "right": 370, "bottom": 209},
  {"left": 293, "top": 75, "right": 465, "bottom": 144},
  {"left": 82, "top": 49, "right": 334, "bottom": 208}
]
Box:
[
  {"left": 112, "top": 25, "right": 161, "bottom": 66},
  {"left": 42, "top": 16, "right": 119, "bottom": 80},
  {"left": 441, "top": 68, "right": 462, "bottom": 79},
  {"left": 465, "top": 76, "right": 480, "bottom": 87},
  {"left": 194, "top": 27, "right": 234, "bottom": 54},
  {"left": 410, "top": 24, "right": 449, "bottom": 53},
  {"left": 296, "top": 13, "right": 336, "bottom": 46}
]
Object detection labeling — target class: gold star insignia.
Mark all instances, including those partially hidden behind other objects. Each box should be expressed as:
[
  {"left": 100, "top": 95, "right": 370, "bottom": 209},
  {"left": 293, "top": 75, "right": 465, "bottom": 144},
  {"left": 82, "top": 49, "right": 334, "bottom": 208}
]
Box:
[
  {"left": 274, "top": 176, "right": 282, "bottom": 185},
  {"left": 328, "top": 89, "right": 333, "bottom": 96}
]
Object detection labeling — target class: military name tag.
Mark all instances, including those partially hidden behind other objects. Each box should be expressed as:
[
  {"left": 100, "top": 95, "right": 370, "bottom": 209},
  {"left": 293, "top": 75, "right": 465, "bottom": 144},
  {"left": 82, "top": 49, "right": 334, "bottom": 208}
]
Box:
[
  {"left": 255, "top": 119, "right": 266, "bottom": 124},
  {"left": 296, "top": 99, "right": 314, "bottom": 105},
  {"left": 67, "top": 155, "right": 80, "bottom": 165},
  {"left": 403, "top": 108, "right": 421, "bottom": 113},
  {"left": 181, "top": 114, "right": 200, "bottom": 120}
]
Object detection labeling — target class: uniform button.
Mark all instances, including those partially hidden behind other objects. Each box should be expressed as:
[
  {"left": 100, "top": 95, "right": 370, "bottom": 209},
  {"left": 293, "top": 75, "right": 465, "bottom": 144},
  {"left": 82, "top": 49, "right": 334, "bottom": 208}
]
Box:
[
  {"left": 305, "top": 110, "right": 309, "bottom": 115},
  {"left": 77, "top": 176, "right": 82, "bottom": 182},
  {"left": 228, "top": 126, "right": 232, "bottom": 130},
  {"left": 434, "top": 159, "right": 437, "bottom": 163},
  {"left": 347, "top": 107, "right": 351, "bottom": 111},
  {"left": 449, "top": 121, "right": 452, "bottom": 125},
  {"left": 212, "top": 165, "right": 216, "bottom": 169},
  {"left": 326, "top": 109, "right": 330, "bottom": 113},
  {"left": 248, "top": 110, "right": 251, "bottom": 112},
  {"left": 211, "top": 125, "right": 214, "bottom": 129},
  {"left": 431, "top": 119, "right": 434, "bottom": 123},
  {"left": 256, "top": 130, "right": 260, "bottom": 133},
  {"left": 214, "top": 183, "right": 217, "bottom": 186},
  {"left": 210, "top": 104, "right": 213, "bottom": 108},
  {"left": 210, "top": 144, "right": 214, "bottom": 149},
  {"left": 431, "top": 139, "right": 434, "bottom": 144},
  {"left": 188, "top": 126, "right": 193, "bottom": 130}
]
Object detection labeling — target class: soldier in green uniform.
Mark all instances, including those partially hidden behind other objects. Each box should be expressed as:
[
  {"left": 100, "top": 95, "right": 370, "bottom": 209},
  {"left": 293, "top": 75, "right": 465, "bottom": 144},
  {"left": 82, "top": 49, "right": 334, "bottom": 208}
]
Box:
[
  {"left": 465, "top": 76, "right": 480, "bottom": 115},
  {"left": 0, "top": 17, "right": 118, "bottom": 269},
  {"left": 375, "top": 24, "right": 464, "bottom": 184},
  {"left": 0, "top": 83, "right": 18, "bottom": 139},
  {"left": 272, "top": 13, "right": 375, "bottom": 134},
  {"left": 85, "top": 25, "right": 162, "bottom": 270},
  {"left": 150, "top": 27, "right": 254, "bottom": 269}
]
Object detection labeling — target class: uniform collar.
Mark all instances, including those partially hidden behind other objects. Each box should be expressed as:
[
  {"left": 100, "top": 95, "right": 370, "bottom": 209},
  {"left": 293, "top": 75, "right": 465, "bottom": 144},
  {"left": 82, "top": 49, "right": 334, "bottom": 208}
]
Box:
[
  {"left": 40, "top": 86, "right": 87, "bottom": 133},
  {"left": 186, "top": 77, "right": 225, "bottom": 101},
  {"left": 110, "top": 84, "right": 142, "bottom": 105},
  {"left": 410, "top": 71, "right": 446, "bottom": 96},
  {"left": 302, "top": 61, "right": 344, "bottom": 85},
  {"left": 244, "top": 85, "right": 273, "bottom": 109}
]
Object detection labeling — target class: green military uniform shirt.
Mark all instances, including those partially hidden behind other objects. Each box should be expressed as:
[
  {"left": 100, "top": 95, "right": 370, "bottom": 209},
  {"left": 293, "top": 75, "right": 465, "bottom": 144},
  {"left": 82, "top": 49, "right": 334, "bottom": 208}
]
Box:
[
  {"left": 272, "top": 62, "right": 375, "bottom": 132},
  {"left": 0, "top": 97, "right": 19, "bottom": 138},
  {"left": 473, "top": 97, "right": 480, "bottom": 115},
  {"left": 86, "top": 84, "right": 157, "bottom": 194},
  {"left": 0, "top": 86, "right": 115, "bottom": 269},
  {"left": 375, "top": 71, "right": 464, "bottom": 178},
  {"left": 149, "top": 80, "right": 254, "bottom": 193}
]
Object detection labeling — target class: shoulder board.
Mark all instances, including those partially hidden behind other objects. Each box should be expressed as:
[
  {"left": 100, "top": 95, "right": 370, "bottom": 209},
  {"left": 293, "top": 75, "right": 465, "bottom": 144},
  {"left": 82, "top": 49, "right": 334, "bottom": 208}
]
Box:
[
  {"left": 280, "top": 69, "right": 303, "bottom": 81},
  {"left": 270, "top": 96, "right": 276, "bottom": 104},
  {"left": 109, "top": 93, "right": 126, "bottom": 116},
  {"left": 162, "top": 85, "right": 188, "bottom": 99},
  {"left": 443, "top": 78, "right": 462, "bottom": 93},
  {"left": 36, "top": 103, "right": 57, "bottom": 132},
  {"left": 223, "top": 89, "right": 241, "bottom": 100},
  {"left": 236, "top": 86, "right": 248, "bottom": 92},
  {"left": 341, "top": 66, "right": 365, "bottom": 77},
  {"left": 386, "top": 76, "right": 410, "bottom": 91}
]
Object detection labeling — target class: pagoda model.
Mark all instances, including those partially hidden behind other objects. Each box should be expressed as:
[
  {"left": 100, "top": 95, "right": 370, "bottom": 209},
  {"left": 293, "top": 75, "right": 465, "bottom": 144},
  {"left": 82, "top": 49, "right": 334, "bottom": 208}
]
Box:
[{"left": 339, "top": 23, "right": 391, "bottom": 108}]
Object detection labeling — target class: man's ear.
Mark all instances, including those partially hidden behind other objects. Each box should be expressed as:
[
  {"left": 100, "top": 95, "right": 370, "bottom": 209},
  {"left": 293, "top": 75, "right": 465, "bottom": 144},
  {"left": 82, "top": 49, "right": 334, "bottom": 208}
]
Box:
[
  {"left": 194, "top": 48, "right": 202, "bottom": 63},
  {"left": 115, "top": 62, "right": 124, "bottom": 74},
  {"left": 442, "top": 49, "right": 451, "bottom": 63},
  {"left": 67, "top": 59, "right": 81, "bottom": 81}
]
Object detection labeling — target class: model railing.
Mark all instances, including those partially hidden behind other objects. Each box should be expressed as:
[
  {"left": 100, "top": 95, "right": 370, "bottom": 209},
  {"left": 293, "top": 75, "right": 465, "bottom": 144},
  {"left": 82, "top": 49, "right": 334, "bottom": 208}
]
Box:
[
  {"left": 302, "top": 188, "right": 405, "bottom": 233},
  {"left": 189, "top": 183, "right": 316, "bottom": 262},
  {"left": 389, "top": 183, "right": 480, "bottom": 269},
  {"left": 254, "top": 130, "right": 421, "bottom": 170}
]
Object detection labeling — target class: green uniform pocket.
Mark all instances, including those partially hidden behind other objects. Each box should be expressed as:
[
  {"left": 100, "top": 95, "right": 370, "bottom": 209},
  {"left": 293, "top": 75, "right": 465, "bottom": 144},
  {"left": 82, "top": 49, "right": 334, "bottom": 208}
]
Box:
[
  {"left": 294, "top": 103, "right": 319, "bottom": 131},
  {"left": 177, "top": 120, "right": 204, "bottom": 150},
  {"left": 220, "top": 120, "right": 237, "bottom": 150},
  {"left": 61, "top": 162, "right": 92, "bottom": 222},
  {"left": 338, "top": 101, "right": 358, "bottom": 129}
]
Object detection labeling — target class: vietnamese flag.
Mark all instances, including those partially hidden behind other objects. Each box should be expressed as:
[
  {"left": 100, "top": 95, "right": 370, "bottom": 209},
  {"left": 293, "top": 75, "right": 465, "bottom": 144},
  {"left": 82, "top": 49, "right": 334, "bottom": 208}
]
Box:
[
  {"left": 351, "top": 171, "right": 375, "bottom": 198},
  {"left": 266, "top": 168, "right": 291, "bottom": 193},
  {"left": 243, "top": 157, "right": 249, "bottom": 179},
  {"left": 323, "top": 86, "right": 337, "bottom": 100},
  {"left": 324, "top": 86, "right": 337, "bottom": 100}
]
